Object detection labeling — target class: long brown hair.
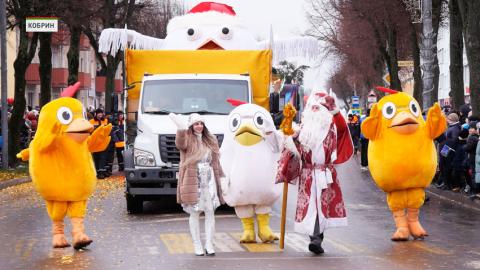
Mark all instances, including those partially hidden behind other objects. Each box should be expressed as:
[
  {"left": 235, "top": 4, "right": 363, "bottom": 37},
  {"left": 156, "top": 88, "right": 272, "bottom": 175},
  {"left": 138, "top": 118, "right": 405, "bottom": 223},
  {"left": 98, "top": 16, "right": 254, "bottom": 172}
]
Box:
[{"left": 182, "top": 124, "right": 219, "bottom": 167}]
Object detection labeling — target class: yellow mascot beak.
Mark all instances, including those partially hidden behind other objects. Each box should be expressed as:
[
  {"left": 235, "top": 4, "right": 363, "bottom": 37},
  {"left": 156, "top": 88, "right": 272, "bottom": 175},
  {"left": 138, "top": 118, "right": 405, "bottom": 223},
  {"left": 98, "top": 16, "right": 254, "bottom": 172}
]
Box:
[
  {"left": 65, "top": 118, "right": 94, "bottom": 143},
  {"left": 235, "top": 123, "right": 263, "bottom": 146},
  {"left": 388, "top": 111, "right": 419, "bottom": 135}
]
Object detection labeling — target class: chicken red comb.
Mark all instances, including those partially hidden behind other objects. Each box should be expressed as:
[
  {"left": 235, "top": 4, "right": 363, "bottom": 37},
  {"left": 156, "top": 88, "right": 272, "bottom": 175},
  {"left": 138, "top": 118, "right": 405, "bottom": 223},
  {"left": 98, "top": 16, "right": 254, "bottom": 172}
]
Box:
[
  {"left": 375, "top": 86, "right": 398, "bottom": 94},
  {"left": 226, "top": 98, "right": 248, "bottom": 107},
  {"left": 61, "top": 82, "right": 81, "bottom": 97}
]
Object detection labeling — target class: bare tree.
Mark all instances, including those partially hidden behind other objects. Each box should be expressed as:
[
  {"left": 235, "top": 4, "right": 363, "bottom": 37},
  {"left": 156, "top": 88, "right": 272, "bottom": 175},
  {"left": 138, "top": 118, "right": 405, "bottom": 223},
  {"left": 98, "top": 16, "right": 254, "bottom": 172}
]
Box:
[
  {"left": 326, "top": 64, "right": 356, "bottom": 112},
  {"left": 6, "top": 0, "right": 39, "bottom": 166},
  {"left": 81, "top": 0, "right": 183, "bottom": 113},
  {"left": 306, "top": 0, "right": 413, "bottom": 93},
  {"left": 449, "top": 0, "right": 464, "bottom": 110},
  {"left": 457, "top": 0, "right": 480, "bottom": 115},
  {"left": 129, "top": 0, "right": 185, "bottom": 39}
]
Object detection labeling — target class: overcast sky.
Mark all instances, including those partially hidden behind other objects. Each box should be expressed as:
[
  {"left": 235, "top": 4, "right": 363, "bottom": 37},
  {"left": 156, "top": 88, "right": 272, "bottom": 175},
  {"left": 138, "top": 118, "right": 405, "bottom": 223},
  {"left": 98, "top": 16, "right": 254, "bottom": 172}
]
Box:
[
  {"left": 182, "top": 0, "right": 332, "bottom": 90},
  {"left": 183, "top": 0, "right": 311, "bottom": 39}
]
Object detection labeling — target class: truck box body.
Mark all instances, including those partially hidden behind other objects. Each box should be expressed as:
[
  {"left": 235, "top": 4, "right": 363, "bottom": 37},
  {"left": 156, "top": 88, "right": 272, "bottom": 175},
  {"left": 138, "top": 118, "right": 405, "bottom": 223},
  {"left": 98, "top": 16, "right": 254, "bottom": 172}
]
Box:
[{"left": 125, "top": 49, "right": 272, "bottom": 113}]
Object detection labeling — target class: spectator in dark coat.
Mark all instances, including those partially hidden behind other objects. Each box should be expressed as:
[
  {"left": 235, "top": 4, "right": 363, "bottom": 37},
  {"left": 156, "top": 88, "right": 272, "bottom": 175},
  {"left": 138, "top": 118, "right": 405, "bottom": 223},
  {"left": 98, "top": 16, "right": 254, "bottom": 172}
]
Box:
[
  {"left": 464, "top": 122, "right": 479, "bottom": 197},
  {"left": 347, "top": 114, "right": 360, "bottom": 155},
  {"left": 112, "top": 111, "right": 125, "bottom": 171},
  {"left": 359, "top": 109, "right": 371, "bottom": 170},
  {"left": 440, "top": 113, "right": 461, "bottom": 190},
  {"left": 451, "top": 129, "right": 469, "bottom": 192}
]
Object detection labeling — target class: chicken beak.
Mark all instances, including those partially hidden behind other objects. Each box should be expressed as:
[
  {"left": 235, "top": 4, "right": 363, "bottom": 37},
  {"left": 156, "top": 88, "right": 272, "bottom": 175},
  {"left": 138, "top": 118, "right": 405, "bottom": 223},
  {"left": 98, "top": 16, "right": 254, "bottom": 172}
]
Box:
[
  {"left": 389, "top": 111, "right": 419, "bottom": 135},
  {"left": 198, "top": 40, "right": 224, "bottom": 50},
  {"left": 65, "top": 118, "right": 94, "bottom": 143},
  {"left": 235, "top": 123, "right": 263, "bottom": 146}
]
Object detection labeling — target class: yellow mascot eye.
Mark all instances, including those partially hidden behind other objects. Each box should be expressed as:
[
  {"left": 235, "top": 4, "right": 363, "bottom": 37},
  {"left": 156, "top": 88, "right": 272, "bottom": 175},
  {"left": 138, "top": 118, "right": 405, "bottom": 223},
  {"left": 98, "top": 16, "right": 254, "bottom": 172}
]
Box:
[
  {"left": 57, "top": 107, "right": 73, "bottom": 125},
  {"left": 382, "top": 102, "right": 396, "bottom": 119},
  {"left": 409, "top": 100, "right": 420, "bottom": 117}
]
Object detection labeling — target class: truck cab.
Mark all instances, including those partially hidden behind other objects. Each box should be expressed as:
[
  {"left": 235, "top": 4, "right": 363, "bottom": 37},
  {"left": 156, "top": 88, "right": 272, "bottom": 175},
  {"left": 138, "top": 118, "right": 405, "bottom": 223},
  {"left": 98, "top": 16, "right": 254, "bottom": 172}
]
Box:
[{"left": 124, "top": 73, "right": 251, "bottom": 213}]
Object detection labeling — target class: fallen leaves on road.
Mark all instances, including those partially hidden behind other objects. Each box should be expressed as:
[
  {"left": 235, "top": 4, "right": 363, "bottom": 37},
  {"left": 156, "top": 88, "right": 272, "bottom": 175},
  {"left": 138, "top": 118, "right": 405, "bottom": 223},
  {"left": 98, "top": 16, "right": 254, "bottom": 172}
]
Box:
[
  {"left": 92, "top": 174, "right": 125, "bottom": 201},
  {"left": 60, "top": 255, "right": 74, "bottom": 264},
  {"left": 0, "top": 168, "right": 29, "bottom": 182},
  {"left": 0, "top": 174, "right": 125, "bottom": 209}
]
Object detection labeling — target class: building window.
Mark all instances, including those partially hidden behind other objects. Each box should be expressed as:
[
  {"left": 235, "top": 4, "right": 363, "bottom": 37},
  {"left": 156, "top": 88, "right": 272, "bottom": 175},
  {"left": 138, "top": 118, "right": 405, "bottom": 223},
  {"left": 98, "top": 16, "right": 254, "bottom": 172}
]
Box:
[{"left": 27, "top": 92, "right": 34, "bottom": 107}]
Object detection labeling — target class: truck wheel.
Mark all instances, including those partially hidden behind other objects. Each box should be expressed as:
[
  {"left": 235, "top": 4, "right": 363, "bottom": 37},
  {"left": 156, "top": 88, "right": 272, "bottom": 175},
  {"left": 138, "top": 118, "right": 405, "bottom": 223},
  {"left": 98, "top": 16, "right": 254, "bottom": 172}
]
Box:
[{"left": 126, "top": 194, "right": 143, "bottom": 214}]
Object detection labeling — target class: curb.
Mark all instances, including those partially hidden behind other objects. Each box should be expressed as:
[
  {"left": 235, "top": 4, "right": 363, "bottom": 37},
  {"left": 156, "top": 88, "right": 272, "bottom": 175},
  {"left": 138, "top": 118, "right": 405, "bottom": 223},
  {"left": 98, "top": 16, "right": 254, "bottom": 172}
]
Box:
[
  {"left": 426, "top": 186, "right": 480, "bottom": 212},
  {"left": 0, "top": 177, "right": 31, "bottom": 190},
  {"left": 353, "top": 156, "right": 480, "bottom": 212}
]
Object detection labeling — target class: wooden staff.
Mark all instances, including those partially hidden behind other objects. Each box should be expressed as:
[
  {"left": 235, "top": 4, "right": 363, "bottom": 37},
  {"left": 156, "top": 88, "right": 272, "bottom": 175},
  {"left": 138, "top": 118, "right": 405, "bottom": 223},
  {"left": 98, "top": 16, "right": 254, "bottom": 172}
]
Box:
[
  {"left": 279, "top": 181, "right": 289, "bottom": 249},
  {"left": 279, "top": 103, "right": 296, "bottom": 250}
]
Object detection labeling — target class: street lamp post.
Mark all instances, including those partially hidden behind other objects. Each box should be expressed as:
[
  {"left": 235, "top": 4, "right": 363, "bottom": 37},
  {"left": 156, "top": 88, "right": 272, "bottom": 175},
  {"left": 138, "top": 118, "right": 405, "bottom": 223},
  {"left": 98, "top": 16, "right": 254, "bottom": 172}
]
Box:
[{"left": 421, "top": 0, "right": 435, "bottom": 110}]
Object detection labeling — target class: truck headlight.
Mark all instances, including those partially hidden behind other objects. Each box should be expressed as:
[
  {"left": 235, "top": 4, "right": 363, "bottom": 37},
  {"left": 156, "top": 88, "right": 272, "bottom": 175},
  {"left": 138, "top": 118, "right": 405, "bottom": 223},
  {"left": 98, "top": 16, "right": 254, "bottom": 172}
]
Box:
[{"left": 134, "top": 149, "right": 156, "bottom": 167}]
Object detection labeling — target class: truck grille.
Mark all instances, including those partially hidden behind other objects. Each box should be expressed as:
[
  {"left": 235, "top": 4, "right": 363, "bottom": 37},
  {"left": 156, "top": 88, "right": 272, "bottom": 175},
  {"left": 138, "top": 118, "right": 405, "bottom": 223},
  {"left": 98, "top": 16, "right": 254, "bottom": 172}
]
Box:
[{"left": 159, "top": 134, "right": 224, "bottom": 164}]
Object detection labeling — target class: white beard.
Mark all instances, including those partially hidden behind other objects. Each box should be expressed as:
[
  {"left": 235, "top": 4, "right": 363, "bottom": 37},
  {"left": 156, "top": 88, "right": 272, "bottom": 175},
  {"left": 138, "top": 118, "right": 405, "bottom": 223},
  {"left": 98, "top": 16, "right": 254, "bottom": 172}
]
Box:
[{"left": 298, "top": 107, "right": 333, "bottom": 152}]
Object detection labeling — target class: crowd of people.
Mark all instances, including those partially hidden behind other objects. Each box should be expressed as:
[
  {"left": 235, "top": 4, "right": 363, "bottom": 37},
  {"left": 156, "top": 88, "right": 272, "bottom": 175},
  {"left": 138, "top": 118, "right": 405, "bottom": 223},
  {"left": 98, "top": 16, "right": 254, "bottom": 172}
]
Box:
[
  {"left": 352, "top": 103, "right": 480, "bottom": 201},
  {"left": 435, "top": 104, "right": 479, "bottom": 200}
]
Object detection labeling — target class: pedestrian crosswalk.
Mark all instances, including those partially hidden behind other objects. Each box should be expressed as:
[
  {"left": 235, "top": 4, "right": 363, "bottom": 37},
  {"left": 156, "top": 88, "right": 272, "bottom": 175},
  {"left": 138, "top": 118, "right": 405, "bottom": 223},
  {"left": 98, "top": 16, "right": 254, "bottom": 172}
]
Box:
[
  {"left": 159, "top": 232, "right": 310, "bottom": 254},
  {"left": 158, "top": 231, "right": 456, "bottom": 256}
]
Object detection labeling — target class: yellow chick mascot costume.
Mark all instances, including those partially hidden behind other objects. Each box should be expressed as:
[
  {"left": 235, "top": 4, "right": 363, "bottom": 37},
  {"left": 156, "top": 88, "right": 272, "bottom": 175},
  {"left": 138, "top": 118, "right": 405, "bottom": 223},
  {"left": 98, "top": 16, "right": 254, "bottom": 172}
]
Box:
[
  {"left": 361, "top": 87, "right": 446, "bottom": 241},
  {"left": 17, "top": 82, "right": 112, "bottom": 249}
]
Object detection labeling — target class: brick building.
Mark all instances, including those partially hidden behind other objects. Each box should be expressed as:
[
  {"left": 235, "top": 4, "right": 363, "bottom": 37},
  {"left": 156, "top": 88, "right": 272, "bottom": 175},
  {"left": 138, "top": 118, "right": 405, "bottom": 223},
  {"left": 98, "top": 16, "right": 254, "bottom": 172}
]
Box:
[{"left": 14, "top": 25, "right": 124, "bottom": 111}]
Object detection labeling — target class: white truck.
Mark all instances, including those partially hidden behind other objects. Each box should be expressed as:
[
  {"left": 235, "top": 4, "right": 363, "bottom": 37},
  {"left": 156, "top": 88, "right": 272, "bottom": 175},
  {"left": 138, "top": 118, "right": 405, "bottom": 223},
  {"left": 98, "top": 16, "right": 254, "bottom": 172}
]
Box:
[{"left": 122, "top": 49, "right": 272, "bottom": 213}]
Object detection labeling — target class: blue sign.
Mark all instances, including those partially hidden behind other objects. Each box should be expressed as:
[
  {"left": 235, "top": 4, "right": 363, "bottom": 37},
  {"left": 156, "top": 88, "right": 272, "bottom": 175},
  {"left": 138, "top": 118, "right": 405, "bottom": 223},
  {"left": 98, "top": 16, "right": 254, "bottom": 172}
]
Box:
[
  {"left": 352, "top": 96, "right": 360, "bottom": 104},
  {"left": 351, "top": 108, "right": 362, "bottom": 115}
]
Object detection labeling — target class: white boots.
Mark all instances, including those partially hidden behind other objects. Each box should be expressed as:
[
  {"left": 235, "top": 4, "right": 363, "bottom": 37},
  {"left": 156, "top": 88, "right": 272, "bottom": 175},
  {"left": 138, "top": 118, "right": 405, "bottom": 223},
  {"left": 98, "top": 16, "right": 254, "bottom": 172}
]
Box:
[
  {"left": 204, "top": 210, "right": 215, "bottom": 255},
  {"left": 189, "top": 212, "right": 204, "bottom": 256},
  {"left": 189, "top": 211, "right": 216, "bottom": 256}
]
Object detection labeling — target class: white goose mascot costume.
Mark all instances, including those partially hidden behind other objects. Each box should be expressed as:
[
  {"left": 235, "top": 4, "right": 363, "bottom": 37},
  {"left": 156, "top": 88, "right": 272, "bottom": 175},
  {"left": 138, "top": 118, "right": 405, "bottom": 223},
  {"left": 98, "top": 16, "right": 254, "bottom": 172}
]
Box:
[{"left": 220, "top": 103, "right": 282, "bottom": 243}]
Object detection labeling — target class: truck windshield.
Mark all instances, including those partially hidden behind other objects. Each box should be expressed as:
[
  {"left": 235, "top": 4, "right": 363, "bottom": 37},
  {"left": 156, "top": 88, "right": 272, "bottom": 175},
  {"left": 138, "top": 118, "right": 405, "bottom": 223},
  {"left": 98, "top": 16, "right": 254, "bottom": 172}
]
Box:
[{"left": 141, "top": 79, "right": 249, "bottom": 115}]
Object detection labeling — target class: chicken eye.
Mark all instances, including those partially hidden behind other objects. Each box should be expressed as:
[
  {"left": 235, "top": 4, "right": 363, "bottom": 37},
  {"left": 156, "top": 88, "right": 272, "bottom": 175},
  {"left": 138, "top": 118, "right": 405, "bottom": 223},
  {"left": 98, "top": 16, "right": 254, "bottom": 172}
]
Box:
[
  {"left": 229, "top": 113, "right": 241, "bottom": 132},
  {"left": 253, "top": 112, "right": 267, "bottom": 129},
  {"left": 219, "top": 26, "right": 233, "bottom": 40},
  {"left": 186, "top": 27, "right": 201, "bottom": 41},
  {"left": 409, "top": 100, "right": 420, "bottom": 117},
  {"left": 57, "top": 107, "right": 73, "bottom": 125},
  {"left": 382, "top": 102, "right": 396, "bottom": 119}
]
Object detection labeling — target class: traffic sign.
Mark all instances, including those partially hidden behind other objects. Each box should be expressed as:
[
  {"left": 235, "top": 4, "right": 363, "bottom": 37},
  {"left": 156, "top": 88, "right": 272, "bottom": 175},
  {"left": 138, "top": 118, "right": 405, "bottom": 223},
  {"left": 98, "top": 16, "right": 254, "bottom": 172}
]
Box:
[
  {"left": 352, "top": 96, "right": 360, "bottom": 104},
  {"left": 382, "top": 73, "right": 390, "bottom": 85},
  {"left": 351, "top": 108, "right": 362, "bottom": 115}
]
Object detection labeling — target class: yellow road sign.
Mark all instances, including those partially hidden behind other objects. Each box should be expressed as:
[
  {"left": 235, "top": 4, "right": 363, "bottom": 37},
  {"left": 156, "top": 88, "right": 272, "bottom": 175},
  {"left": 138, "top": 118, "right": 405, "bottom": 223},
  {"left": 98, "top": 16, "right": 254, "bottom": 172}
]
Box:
[
  {"left": 383, "top": 73, "right": 391, "bottom": 85},
  {"left": 398, "top": 60, "right": 414, "bottom": 67}
]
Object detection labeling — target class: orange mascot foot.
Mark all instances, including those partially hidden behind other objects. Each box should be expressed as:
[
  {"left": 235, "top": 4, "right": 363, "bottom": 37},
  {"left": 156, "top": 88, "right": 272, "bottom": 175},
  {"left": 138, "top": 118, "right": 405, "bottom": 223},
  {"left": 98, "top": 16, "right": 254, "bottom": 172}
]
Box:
[
  {"left": 71, "top": 217, "right": 93, "bottom": 249},
  {"left": 407, "top": 208, "right": 428, "bottom": 239},
  {"left": 391, "top": 210, "right": 410, "bottom": 241},
  {"left": 52, "top": 221, "right": 71, "bottom": 248}
]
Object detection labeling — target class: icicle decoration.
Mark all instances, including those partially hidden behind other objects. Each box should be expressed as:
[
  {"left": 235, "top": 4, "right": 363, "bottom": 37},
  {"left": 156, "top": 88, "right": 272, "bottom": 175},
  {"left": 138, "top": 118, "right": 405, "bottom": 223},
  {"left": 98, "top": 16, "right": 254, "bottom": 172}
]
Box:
[
  {"left": 270, "top": 36, "right": 321, "bottom": 63},
  {"left": 99, "top": 28, "right": 164, "bottom": 55},
  {"left": 98, "top": 28, "right": 321, "bottom": 62}
]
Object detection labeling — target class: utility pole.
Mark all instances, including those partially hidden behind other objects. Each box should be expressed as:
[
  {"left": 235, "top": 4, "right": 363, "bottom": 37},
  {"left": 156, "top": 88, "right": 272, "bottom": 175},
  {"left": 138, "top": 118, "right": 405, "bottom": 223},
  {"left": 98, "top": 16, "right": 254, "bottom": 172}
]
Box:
[
  {"left": 421, "top": 0, "right": 435, "bottom": 110},
  {"left": 0, "top": 0, "right": 9, "bottom": 169}
]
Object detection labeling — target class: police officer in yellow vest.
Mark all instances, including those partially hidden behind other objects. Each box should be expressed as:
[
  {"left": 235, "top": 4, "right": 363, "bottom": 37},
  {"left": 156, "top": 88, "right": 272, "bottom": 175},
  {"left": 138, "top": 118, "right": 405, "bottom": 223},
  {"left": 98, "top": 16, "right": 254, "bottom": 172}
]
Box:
[{"left": 90, "top": 108, "right": 108, "bottom": 179}]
